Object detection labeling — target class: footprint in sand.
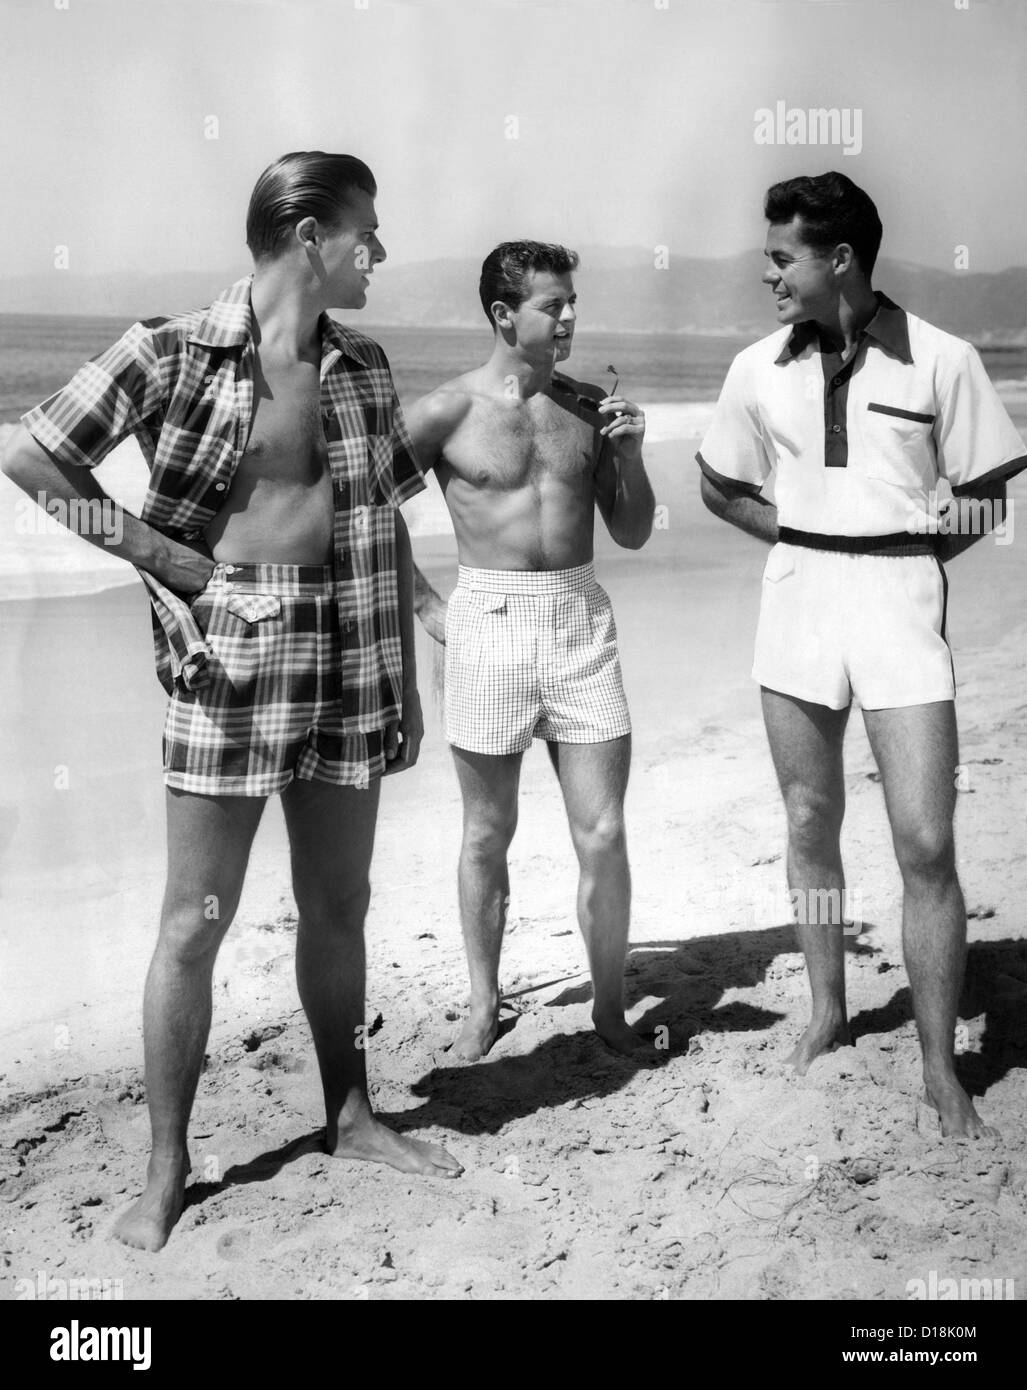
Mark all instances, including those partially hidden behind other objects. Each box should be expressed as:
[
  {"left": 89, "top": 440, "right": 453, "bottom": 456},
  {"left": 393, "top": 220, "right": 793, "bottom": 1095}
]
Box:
[{"left": 216, "top": 1228, "right": 252, "bottom": 1261}]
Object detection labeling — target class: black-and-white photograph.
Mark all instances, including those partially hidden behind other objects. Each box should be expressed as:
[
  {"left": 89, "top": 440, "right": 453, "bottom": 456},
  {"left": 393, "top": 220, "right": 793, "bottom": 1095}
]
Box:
[{"left": 1, "top": 0, "right": 1025, "bottom": 1328}]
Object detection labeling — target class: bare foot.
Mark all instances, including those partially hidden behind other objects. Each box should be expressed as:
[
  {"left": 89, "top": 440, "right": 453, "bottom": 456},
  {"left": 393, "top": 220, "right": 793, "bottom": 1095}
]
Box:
[
  {"left": 594, "top": 1014, "right": 657, "bottom": 1059},
  {"left": 923, "top": 1074, "right": 1000, "bottom": 1140},
  {"left": 448, "top": 1007, "right": 499, "bottom": 1062},
  {"left": 112, "top": 1155, "right": 190, "bottom": 1253},
  {"left": 329, "top": 1115, "right": 463, "bottom": 1177},
  {"left": 784, "top": 1014, "right": 851, "bottom": 1076}
]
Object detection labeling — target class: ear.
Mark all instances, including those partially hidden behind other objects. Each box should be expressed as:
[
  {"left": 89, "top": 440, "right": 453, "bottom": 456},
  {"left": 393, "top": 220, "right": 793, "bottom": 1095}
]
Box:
[
  {"left": 295, "top": 216, "right": 319, "bottom": 252},
  {"left": 491, "top": 299, "right": 514, "bottom": 330},
  {"left": 833, "top": 242, "right": 856, "bottom": 274}
]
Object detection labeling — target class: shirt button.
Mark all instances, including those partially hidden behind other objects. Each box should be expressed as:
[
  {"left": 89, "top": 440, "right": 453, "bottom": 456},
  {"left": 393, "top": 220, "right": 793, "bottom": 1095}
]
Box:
[
  {"left": 831, "top": 424, "right": 842, "bottom": 433},
  {"left": 833, "top": 377, "right": 842, "bottom": 386},
  {"left": 215, "top": 482, "right": 227, "bottom": 491}
]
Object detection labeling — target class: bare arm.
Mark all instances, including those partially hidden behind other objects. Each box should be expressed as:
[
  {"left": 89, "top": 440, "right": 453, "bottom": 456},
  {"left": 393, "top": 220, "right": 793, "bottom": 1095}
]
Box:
[
  {"left": 411, "top": 563, "right": 447, "bottom": 644},
  {"left": 385, "top": 510, "right": 423, "bottom": 772},
  {"left": 1, "top": 424, "right": 214, "bottom": 594},
  {"left": 594, "top": 396, "right": 656, "bottom": 549},
  {"left": 395, "top": 510, "right": 418, "bottom": 695},
  {"left": 403, "top": 390, "right": 462, "bottom": 643},
  {"left": 700, "top": 468, "right": 778, "bottom": 545},
  {"left": 935, "top": 477, "right": 1009, "bottom": 562}
]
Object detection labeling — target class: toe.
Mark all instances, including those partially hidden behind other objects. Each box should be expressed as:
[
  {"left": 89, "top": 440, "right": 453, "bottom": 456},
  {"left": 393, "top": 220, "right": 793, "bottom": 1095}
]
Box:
[{"left": 432, "top": 1146, "right": 464, "bottom": 1174}]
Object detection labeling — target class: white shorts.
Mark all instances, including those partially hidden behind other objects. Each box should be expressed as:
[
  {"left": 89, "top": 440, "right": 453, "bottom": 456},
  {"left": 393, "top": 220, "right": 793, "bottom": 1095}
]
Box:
[
  {"left": 444, "top": 562, "right": 632, "bottom": 755},
  {"left": 753, "top": 542, "right": 956, "bottom": 711}
]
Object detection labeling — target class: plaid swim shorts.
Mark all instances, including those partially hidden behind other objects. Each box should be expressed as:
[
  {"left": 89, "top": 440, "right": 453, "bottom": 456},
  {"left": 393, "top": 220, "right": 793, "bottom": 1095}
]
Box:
[
  {"left": 444, "top": 561, "right": 632, "bottom": 756},
  {"left": 163, "top": 561, "right": 386, "bottom": 796}
]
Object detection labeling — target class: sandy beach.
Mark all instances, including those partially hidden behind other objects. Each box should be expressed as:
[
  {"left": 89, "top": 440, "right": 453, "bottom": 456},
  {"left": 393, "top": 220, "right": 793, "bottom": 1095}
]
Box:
[{"left": 2, "top": 411, "right": 1027, "bottom": 1301}]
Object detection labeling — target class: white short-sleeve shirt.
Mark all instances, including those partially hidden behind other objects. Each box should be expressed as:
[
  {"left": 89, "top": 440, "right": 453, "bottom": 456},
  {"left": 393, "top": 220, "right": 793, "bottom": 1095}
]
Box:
[{"left": 697, "top": 293, "right": 1027, "bottom": 536}]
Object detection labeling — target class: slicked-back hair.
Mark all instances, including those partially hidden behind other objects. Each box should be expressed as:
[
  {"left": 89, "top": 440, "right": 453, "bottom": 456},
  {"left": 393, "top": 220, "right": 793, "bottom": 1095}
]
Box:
[
  {"left": 764, "top": 171, "right": 883, "bottom": 276},
  {"left": 479, "top": 241, "right": 580, "bottom": 325},
  {"left": 246, "top": 151, "right": 377, "bottom": 261}
]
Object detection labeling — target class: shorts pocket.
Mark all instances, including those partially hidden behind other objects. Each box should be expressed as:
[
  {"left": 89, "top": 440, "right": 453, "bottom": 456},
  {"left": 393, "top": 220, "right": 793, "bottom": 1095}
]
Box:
[
  {"left": 763, "top": 545, "right": 796, "bottom": 583},
  {"left": 899, "top": 556, "right": 945, "bottom": 630},
  {"left": 468, "top": 589, "right": 507, "bottom": 614},
  {"left": 200, "top": 590, "right": 283, "bottom": 692},
  {"left": 225, "top": 593, "right": 282, "bottom": 624},
  {"left": 584, "top": 582, "right": 618, "bottom": 648}
]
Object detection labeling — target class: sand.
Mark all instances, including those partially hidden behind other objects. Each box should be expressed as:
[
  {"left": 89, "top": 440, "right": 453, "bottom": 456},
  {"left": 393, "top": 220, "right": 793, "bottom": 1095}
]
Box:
[{"left": 2, "top": 429, "right": 1027, "bottom": 1301}]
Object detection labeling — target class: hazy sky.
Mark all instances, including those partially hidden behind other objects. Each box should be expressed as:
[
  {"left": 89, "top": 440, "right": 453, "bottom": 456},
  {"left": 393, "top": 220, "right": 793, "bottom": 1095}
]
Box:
[{"left": 2, "top": 0, "right": 1025, "bottom": 285}]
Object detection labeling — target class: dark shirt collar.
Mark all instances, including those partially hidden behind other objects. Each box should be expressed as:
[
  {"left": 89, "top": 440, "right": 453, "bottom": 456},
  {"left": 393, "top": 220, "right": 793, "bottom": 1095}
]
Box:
[{"left": 774, "top": 290, "right": 913, "bottom": 365}]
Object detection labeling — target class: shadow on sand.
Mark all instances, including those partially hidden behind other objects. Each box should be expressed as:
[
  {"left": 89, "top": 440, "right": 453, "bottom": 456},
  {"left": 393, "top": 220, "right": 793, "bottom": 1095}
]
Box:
[{"left": 181, "top": 927, "right": 1027, "bottom": 1209}]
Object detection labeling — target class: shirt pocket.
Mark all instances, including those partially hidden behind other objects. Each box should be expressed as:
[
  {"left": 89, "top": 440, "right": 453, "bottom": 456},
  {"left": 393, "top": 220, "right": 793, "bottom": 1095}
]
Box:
[{"left": 864, "top": 403, "right": 936, "bottom": 491}]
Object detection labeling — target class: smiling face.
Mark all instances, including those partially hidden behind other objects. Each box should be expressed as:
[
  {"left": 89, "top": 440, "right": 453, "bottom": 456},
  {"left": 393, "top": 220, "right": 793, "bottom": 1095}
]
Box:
[
  {"left": 316, "top": 188, "right": 386, "bottom": 309},
  {"left": 762, "top": 215, "right": 840, "bottom": 327},
  {"left": 501, "top": 270, "right": 577, "bottom": 362}
]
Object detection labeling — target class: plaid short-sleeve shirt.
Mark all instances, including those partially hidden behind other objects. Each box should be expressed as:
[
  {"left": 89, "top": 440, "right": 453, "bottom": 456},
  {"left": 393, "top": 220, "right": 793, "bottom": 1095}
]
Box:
[{"left": 22, "top": 275, "right": 426, "bottom": 732}]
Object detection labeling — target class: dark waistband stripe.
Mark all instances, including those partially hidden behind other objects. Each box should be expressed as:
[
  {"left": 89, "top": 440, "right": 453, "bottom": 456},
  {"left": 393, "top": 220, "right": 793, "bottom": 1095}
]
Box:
[
  {"left": 212, "top": 562, "right": 334, "bottom": 582},
  {"left": 777, "top": 527, "right": 939, "bottom": 557},
  {"left": 204, "top": 561, "right": 337, "bottom": 596}
]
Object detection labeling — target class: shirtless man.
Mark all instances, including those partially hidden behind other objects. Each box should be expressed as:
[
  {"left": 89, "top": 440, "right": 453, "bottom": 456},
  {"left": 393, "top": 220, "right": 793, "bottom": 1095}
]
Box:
[
  {"left": 2, "top": 151, "right": 462, "bottom": 1250},
  {"left": 405, "top": 241, "right": 656, "bottom": 1061}
]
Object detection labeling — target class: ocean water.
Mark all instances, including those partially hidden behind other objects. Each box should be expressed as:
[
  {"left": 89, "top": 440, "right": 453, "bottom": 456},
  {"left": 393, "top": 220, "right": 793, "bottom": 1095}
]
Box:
[
  {"left": 0, "top": 315, "right": 758, "bottom": 423},
  {"left": 2, "top": 313, "right": 1025, "bottom": 601},
  {"left": 4, "top": 313, "right": 1027, "bottom": 425},
  {"left": 371, "top": 325, "right": 758, "bottom": 405}
]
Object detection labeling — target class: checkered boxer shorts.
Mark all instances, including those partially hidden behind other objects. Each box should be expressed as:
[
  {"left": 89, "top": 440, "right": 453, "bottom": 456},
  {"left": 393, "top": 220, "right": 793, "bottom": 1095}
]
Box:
[
  {"left": 444, "top": 561, "right": 632, "bottom": 755},
  {"left": 163, "top": 562, "right": 386, "bottom": 796}
]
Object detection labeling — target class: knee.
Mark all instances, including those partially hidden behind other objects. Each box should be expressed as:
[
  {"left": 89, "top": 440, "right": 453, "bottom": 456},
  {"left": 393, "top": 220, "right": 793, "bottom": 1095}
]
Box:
[
  {"left": 293, "top": 876, "right": 370, "bottom": 933},
  {"left": 462, "top": 810, "right": 517, "bottom": 864},
  {"left": 572, "top": 808, "right": 627, "bottom": 868},
  {"left": 782, "top": 788, "right": 842, "bottom": 852},
  {"left": 894, "top": 826, "right": 955, "bottom": 884},
  {"left": 158, "top": 898, "right": 232, "bottom": 965}
]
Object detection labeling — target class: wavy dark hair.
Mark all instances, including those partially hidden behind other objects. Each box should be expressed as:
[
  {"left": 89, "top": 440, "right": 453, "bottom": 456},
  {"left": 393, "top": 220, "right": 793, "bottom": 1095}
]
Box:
[
  {"left": 246, "top": 151, "right": 377, "bottom": 261},
  {"left": 478, "top": 240, "right": 579, "bottom": 324},
  {"left": 764, "top": 172, "right": 883, "bottom": 274}
]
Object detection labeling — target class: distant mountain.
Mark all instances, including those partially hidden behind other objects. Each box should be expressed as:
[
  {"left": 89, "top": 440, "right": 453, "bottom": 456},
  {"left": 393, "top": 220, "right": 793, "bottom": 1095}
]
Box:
[
  {"left": 0, "top": 269, "right": 251, "bottom": 322},
  {"left": 2, "top": 249, "right": 1025, "bottom": 344}
]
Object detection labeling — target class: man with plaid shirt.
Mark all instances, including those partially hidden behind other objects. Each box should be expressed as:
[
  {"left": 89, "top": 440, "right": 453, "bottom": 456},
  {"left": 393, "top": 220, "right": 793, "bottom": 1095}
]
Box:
[
  {"left": 2, "top": 151, "right": 462, "bottom": 1251},
  {"left": 407, "top": 241, "right": 656, "bottom": 1062}
]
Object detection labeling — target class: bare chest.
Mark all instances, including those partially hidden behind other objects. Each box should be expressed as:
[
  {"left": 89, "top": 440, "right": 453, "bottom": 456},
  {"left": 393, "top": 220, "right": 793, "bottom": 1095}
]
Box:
[
  {"left": 446, "top": 397, "right": 597, "bottom": 491},
  {"left": 241, "top": 357, "right": 327, "bottom": 483}
]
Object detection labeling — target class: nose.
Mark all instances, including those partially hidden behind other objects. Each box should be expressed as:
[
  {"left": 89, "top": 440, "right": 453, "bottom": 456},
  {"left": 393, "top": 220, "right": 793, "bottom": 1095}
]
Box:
[
  {"left": 762, "top": 262, "right": 778, "bottom": 285},
  {"left": 371, "top": 233, "right": 386, "bottom": 266},
  {"left": 560, "top": 302, "right": 576, "bottom": 324}
]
